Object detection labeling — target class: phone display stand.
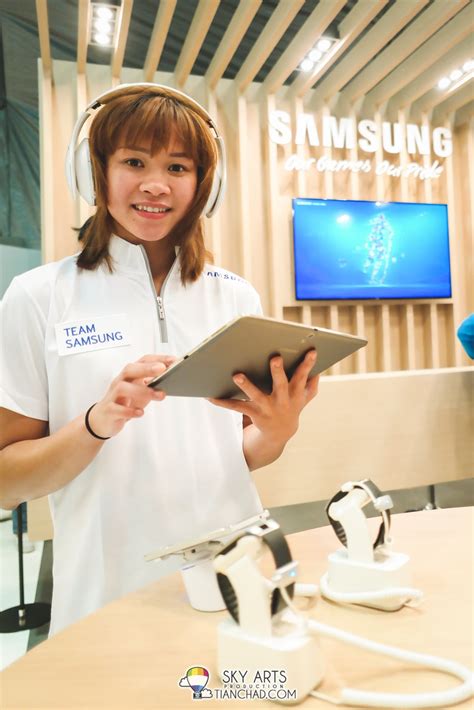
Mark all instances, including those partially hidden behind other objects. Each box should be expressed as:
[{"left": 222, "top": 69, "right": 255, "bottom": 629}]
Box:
[
  {"left": 320, "top": 487, "right": 422, "bottom": 611},
  {"left": 145, "top": 511, "right": 269, "bottom": 612},
  {"left": 181, "top": 560, "right": 226, "bottom": 612}
]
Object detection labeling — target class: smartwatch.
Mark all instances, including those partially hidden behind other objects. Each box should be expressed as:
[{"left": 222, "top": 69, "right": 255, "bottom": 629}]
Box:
[
  {"left": 326, "top": 479, "right": 393, "bottom": 550},
  {"left": 216, "top": 519, "right": 296, "bottom": 624}
]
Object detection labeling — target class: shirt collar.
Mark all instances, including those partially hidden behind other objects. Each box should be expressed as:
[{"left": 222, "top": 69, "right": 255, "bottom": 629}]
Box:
[{"left": 108, "top": 235, "right": 180, "bottom": 273}]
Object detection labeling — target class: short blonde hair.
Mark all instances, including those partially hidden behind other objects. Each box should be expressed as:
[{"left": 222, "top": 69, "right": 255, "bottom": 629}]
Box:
[{"left": 76, "top": 85, "right": 217, "bottom": 282}]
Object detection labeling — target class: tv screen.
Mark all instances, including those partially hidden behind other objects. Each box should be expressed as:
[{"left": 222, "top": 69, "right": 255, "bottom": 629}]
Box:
[{"left": 292, "top": 198, "right": 452, "bottom": 300}]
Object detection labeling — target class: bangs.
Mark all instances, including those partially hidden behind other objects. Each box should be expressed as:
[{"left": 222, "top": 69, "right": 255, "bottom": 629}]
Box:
[{"left": 93, "top": 94, "right": 212, "bottom": 165}]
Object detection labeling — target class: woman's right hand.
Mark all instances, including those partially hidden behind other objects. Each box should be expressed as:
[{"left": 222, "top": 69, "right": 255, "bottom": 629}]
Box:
[{"left": 87, "top": 354, "right": 175, "bottom": 439}]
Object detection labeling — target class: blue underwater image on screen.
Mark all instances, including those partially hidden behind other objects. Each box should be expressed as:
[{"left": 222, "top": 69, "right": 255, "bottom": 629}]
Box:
[{"left": 292, "top": 198, "right": 452, "bottom": 300}]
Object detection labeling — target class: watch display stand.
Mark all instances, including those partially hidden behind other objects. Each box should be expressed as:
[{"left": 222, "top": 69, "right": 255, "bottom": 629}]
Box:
[
  {"left": 0, "top": 504, "right": 51, "bottom": 633},
  {"left": 320, "top": 486, "right": 422, "bottom": 611},
  {"left": 320, "top": 547, "right": 413, "bottom": 611},
  {"left": 214, "top": 531, "right": 323, "bottom": 703}
]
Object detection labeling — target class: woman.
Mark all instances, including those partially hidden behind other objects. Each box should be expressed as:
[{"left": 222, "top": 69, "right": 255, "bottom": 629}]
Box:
[{"left": 0, "top": 84, "right": 318, "bottom": 634}]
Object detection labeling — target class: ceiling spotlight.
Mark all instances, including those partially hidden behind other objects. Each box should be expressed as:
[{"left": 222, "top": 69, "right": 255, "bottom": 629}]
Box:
[
  {"left": 463, "top": 59, "right": 474, "bottom": 72},
  {"left": 309, "top": 49, "right": 322, "bottom": 63},
  {"left": 449, "top": 69, "right": 463, "bottom": 82},
  {"left": 437, "top": 77, "right": 451, "bottom": 90},
  {"left": 300, "top": 58, "right": 314, "bottom": 72},
  {"left": 93, "top": 19, "right": 112, "bottom": 33},
  {"left": 93, "top": 33, "right": 112, "bottom": 46},
  {"left": 317, "top": 38, "right": 332, "bottom": 53},
  {"left": 95, "top": 6, "right": 114, "bottom": 21}
]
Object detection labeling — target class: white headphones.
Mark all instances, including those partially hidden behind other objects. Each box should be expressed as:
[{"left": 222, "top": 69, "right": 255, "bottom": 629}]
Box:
[{"left": 65, "top": 82, "right": 226, "bottom": 218}]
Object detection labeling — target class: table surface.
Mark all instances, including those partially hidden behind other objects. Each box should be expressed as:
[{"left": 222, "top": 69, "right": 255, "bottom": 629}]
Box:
[{"left": 1, "top": 507, "right": 473, "bottom": 709}]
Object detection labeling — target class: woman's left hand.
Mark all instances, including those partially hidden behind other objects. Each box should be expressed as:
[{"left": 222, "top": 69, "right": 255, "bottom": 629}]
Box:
[{"left": 209, "top": 350, "right": 319, "bottom": 469}]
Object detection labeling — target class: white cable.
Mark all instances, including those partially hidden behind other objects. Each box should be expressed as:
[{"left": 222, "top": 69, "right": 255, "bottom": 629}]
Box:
[
  {"left": 294, "top": 582, "right": 318, "bottom": 598},
  {"left": 280, "top": 588, "right": 474, "bottom": 708},
  {"left": 320, "top": 572, "right": 423, "bottom": 605}
]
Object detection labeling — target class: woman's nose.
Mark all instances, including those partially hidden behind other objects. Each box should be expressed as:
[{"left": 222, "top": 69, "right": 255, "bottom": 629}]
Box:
[{"left": 139, "top": 176, "right": 171, "bottom": 195}]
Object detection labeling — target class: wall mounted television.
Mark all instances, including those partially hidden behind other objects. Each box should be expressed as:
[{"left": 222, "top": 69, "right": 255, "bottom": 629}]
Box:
[{"left": 292, "top": 198, "right": 452, "bottom": 300}]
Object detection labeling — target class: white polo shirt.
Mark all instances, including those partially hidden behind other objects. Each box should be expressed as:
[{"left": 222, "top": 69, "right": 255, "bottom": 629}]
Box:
[{"left": 0, "top": 236, "right": 264, "bottom": 634}]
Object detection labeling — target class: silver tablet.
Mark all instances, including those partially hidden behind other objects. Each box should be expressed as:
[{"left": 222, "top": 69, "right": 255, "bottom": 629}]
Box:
[{"left": 148, "top": 315, "right": 367, "bottom": 399}]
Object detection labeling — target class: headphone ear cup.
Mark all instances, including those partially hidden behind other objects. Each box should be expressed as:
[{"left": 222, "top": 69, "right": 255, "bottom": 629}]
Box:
[
  {"left": 204, "top": 135, "right": 226, "bottom": 218},
  {"left": 75, "top": 138, "right": 96, "bottom": 206}
]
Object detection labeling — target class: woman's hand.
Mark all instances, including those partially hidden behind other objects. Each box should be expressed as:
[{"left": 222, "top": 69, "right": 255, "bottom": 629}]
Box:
[
  {"left": 208, "top": 350, "right": 319, "bottom": 469},
  {"left": 87, "top": 354, "right": 175, "bottom": 439}
]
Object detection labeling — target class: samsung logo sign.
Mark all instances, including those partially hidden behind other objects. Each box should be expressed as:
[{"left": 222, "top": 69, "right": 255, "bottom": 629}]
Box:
[{"left": 268, "top": 111, "right": 452, "bottom": 158}]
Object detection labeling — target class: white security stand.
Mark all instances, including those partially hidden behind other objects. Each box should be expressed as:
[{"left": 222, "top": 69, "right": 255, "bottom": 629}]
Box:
[
  {"left": 321, "top": 487, "right": 422, "bottom": 611},
  {"left": 213, "top": 519, "right": 473, "bottom": 708},
  {"left": 214, "top": 535, "right": 324, "bottom": 704},
  {"left": 144, "top": 511, "right": 269, "bottom": 612}
]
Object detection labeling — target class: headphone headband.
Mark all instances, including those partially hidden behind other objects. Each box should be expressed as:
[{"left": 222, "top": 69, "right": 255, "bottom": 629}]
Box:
[{"left": 65, "top": 82, "right": 226, "bottom": 218}]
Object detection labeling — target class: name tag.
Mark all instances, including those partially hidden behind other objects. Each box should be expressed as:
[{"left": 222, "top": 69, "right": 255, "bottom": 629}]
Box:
[{"left": 55, "top": 314, "right": 131, "bottom": 356}]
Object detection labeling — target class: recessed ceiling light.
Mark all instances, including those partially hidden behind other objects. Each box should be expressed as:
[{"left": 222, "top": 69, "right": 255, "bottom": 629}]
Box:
[
  {"left": 93, "top": 19, "right": 112, "bottom": 34},
  {"left": 317, "top": 38, "right": 332, "bottom": 53},
  {"left": 95, "top": 6, "right": 114, "bottom": 21},
  {"left": 300, "top": 58, "right": 314, "bottom": 72},
  {"left": 463, "top": 59, "right": 474, "bottom": 72},
  {"left": 437, "top": 77, "right": 451, "bottom": 90},
  {"left": 309, "top": 49, "right": 322, "bottom": 63},
  {"left": 450, "top": 69, "right": 463, "bottom": 81},
  {"left": 93, "top": 33, "right": 112, "bottom": 46}
]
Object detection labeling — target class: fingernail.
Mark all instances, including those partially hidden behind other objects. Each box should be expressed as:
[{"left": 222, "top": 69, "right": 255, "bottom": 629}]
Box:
[
  {"left": 273, "top": 358, "right": 282, "bottom": 367},
  {"left": 309, "top": 350, "right": 317, "bottom": 359},
  {"left": 152, "top": 363, "right": 165, "bottom": 372},
  {"left": 234, "top": 374, "right": 245, "bottom": 384}
]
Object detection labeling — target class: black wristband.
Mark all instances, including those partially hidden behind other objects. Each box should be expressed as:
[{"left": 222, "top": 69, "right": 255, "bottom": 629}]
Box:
[
  {"left": 84, "top": 404, "right": 111, "bottom": 441},
  {"left": 216, "top": 520, "right": 295, "bottom": 625}
]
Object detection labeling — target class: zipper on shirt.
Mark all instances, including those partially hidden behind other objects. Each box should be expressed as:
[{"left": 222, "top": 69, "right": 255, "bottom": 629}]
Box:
[{"left": 139, "top": 246, "right": 175, "bottom": 343}]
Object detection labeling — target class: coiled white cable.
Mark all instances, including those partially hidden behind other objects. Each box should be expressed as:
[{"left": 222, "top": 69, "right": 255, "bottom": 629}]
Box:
[
  {"left": 319, "top": 572, "right": 423, "bottom": 606},
  {"left": 280, "top": 588, "right": 474, "bottom": 708}
]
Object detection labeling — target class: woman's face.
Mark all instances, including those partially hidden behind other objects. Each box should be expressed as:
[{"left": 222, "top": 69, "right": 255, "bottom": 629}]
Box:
[{"left": 106, "top": 136, "right": 198, "bottom": 244}]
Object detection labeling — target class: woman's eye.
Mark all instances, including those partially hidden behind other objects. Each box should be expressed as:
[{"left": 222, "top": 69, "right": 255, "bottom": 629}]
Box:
[
  {"left": 169, "top": 163, "right": 186, "bottom": 173},
  {"left": 124, "top": 158, "right": 143, "bottom": 168}
]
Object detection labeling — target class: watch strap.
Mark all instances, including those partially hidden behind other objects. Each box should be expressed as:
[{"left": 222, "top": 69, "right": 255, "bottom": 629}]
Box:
[
  {"left": 216, "top": 522, "right": 294, "bottom": 624},
  {"left": 326, "top": 479, "right": 390, "bottom": 549}
]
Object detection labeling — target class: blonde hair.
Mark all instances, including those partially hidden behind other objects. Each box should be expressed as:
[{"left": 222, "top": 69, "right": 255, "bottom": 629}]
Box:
[{"left": 76, "top": 85, "right": 216, "bottom": 283}]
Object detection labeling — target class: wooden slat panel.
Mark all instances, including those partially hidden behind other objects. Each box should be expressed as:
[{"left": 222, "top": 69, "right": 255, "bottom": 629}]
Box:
[
  {"left": 342, "top": 0, "right": 468, "bottom": 104},
  {"left": 289, "top": 0, "right": 387, "bottom": 99},
  {"left": 365, "top": 5, "right": 473, "bottom": 109},
  {"left": 263, "top": 0, "right": 346, "bottom": 95},
  {"left": 444, "top": 115, "right": 467, "bottom": 366},
  {"left": 38, "top": 66, "right": 54, "bottom": 263},
  {"left": 391, "top": 35, "right": 473, "bottom": 111},
  {"left": 77, "top": 0, "right": 89, "bottom": 74},
  {"left": 174, "top": 0, "right": 219, "bottom": 88},
  {"left": 35, "top": 0, "right": 51, "bottom": 76},
  {"left": 143, "top": 0, "right": 177, "bottom": 82},
  {"left": 111, "top": 0, "right": 133, "bottom": 80},
  {"left": 235, "top": 1, "right": 304, "bottom": 93},
  {"left": 431, "top": 82, "right": 474, "bottom": 123},
  {"left": 313, "top": 0, "right": 428, "bottom": 107},
  {"left": 235, "top": 88, "right": 252, "bottom": 281},
  {"left": 404, "top": 304, "right": 417, "bottom": 369},
  {"left": 206, "top": 1, "right": 261, "bottom": 89},
  {"left": 261, "top": 93, "right": 283, "bottom": 318}
]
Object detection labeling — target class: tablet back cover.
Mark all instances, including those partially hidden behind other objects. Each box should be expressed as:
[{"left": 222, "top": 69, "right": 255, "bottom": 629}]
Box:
[{"left": 150, "top": 316, "right": 366, "bottom": 398}]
